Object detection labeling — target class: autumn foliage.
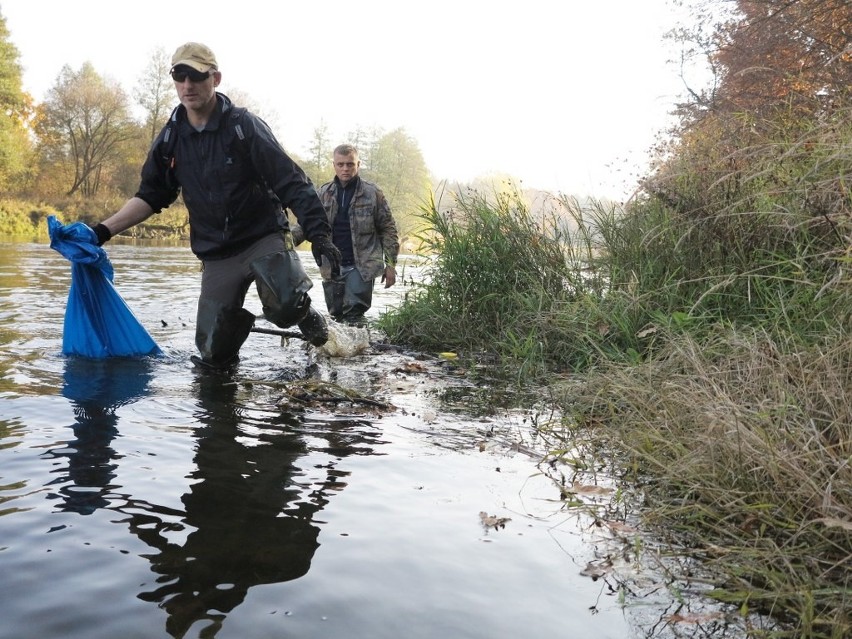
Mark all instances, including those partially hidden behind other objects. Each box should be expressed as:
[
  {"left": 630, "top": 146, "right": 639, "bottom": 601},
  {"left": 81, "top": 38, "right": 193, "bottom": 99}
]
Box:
[{"left": 715, "top": 0, "right": 851, "bottom": 114}]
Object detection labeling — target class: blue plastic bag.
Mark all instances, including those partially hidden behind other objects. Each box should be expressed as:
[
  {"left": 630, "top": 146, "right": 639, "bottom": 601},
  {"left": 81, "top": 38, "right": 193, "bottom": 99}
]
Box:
[{"left": 48, "top": 216, "right": 162, "bottom": 358}]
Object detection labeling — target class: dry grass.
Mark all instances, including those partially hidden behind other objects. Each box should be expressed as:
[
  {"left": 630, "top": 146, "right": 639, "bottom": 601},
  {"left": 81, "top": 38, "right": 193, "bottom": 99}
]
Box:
[{"left": 557, "top": 326, "right": 851, "bottom": 637}]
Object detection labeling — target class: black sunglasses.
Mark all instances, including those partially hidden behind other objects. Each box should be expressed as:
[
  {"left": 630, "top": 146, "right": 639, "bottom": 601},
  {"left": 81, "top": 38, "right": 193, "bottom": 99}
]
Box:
[{"left": 171, "top": 68, "right": 211, "bottom": 83}]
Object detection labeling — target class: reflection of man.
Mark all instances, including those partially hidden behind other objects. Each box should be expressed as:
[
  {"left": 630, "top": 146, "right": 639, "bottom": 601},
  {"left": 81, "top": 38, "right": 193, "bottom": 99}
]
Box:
[
  {"left": 49, "top": 356, "right": 384, "bottom": 638},
  {"left": 47, "top": 358, "right": 155, "bottom": 514},
  {"left": 134, "top": 374, "right": 383, "bottom": 638}
]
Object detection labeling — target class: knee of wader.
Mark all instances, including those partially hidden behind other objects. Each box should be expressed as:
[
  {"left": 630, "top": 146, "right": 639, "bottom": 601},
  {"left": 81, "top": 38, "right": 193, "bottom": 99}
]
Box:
[
  {"left": 250, "top": 250, "right": 313, "bottom": 327},
  {"left": 264, "top": 292, "right": 311, "bottom": 327}
]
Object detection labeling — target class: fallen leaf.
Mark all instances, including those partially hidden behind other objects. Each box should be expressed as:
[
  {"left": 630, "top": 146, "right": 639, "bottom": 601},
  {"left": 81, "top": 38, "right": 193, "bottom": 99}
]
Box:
[
  {"left": 666, "top": 612, "right": 725, "bottom": 624},
  {"left": 580, "top": 557, "right": 613, "bottom": 580},
  {"left": 563, "top": 483, "right": 614, "bottom": 497},
  {"left": 395, "top": 361, "right": 427, "bottom": 374},
  {"left": 604, "top": 520, "right": 638, "bottom": 535},
  {"left": 636, "top": 325, "right": 657, "bottom": 338},
  {"left": 479, "top": 511, "right": 511, "bottom": 530}
]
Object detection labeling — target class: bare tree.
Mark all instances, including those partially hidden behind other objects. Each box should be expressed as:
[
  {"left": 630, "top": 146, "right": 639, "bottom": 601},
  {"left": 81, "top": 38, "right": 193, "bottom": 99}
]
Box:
[
  {"left": 37, "top": 62, "right": 138, "bottom": 197},
  {"left": 302, "top": 119, "right": 332, "bottom": 184},
  {"left": 134, "top": 46, "right": 173, "bottom": 146}
]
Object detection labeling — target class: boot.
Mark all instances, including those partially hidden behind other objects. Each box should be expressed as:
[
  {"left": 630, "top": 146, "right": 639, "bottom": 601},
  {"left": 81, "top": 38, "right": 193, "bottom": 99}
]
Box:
[
  {"left": 322, "top": 279, "right": 345, "bottom": 320},
  {"left": 297, "top": 306, "right": 329, "bottom": 347},
  {"left": 195, "top": 300, "right": 255, "bottom": 367}
]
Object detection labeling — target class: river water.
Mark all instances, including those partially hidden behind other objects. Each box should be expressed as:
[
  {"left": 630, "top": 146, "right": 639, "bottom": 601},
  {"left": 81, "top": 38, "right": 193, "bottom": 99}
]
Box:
[{"left": 0, "top": 239, "right": 731, "bottom": 639}]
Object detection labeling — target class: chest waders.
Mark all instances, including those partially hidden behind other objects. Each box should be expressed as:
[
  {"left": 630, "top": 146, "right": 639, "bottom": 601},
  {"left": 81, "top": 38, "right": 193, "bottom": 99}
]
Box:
[
  {"left": 322, "top": 267, "right": 373, "bottom": 325},
  {"left": 250, "top": 248, "right": 312, "bottom": 327}
]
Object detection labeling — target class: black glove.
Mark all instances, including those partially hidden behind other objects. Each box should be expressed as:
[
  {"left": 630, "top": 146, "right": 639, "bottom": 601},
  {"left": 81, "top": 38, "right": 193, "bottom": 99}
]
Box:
[
  {"left": 90, "top": 223, "right": 112, "bottom": 246},
  {"left": 311, "top": 237, "right": 342, "bottom": 276}
]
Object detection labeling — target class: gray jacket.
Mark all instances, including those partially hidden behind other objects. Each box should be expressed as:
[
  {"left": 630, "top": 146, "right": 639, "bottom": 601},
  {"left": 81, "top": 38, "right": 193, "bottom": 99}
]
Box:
[{"left": 294, "top": 177, "right": 399, "bottom": 281}]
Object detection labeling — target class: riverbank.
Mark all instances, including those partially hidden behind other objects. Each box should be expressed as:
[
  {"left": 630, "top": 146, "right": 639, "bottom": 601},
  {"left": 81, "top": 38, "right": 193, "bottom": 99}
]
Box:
[
  {"left": 0, "top": 198, "right": 190, "bottom": 241},
  {"left": 376, "top": 189, "right": 851, "bottom": 639},
  {"left": 554, "top": 328, "right": 851, "bottom": 638}
]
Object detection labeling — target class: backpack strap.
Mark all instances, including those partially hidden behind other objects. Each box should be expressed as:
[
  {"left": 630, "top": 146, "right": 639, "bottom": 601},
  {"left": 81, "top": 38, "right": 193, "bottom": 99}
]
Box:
[
  {"left": 231, "top": 106, "right": 247, "bottom": 142},
  {"left": 160, "top": 106, "right": 181, "bottom": 167}
]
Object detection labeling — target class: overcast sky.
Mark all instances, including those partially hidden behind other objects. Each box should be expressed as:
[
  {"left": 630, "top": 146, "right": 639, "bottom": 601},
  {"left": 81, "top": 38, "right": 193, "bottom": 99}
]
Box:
[{"left": 2, "top": 0, "right": 696, "bottom": 200}]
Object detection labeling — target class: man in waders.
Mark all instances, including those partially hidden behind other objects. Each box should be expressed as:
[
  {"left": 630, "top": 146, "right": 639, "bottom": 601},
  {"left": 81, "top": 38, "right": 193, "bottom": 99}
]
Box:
[
  {"left": 89, "top": 42, "right": 341, "bottom": 370},
  {"left": 293, "top": 144, "right": 399, "bottom": 326}
]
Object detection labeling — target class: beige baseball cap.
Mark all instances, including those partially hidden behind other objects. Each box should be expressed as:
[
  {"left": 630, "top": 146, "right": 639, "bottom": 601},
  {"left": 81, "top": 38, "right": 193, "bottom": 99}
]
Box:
[{"left": 170, "top": 42, "right": 218, "bottom": 73}]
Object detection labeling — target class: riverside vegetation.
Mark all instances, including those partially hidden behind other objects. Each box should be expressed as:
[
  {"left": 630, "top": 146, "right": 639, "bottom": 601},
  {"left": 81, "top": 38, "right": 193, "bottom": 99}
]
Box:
[
  {"left": 375, "top": 124, "right": 851, "bottom": 636},
  {"left": 0, "top": 197, "right": 190, "bottom": 242},
  {"left": 375, "top": 2, "right": 851, "bottom": 632}
]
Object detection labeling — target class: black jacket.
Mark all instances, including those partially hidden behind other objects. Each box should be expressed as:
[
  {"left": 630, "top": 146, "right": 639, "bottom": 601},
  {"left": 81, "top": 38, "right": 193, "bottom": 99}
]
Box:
[{"left": 136, "top": 93, "right": 330, "bottom": 260}]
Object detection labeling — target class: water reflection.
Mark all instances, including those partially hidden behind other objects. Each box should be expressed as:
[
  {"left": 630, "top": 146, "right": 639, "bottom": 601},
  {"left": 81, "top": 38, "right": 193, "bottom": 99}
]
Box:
[
  {"left": 133, "top": 373, "right": 325, "bottom": 637},
  {"left": 44, "top": 356, "right": 387, "bottom": 638},
  {"left": 44, "top": 357, "right": 156, "bottom": 514}
]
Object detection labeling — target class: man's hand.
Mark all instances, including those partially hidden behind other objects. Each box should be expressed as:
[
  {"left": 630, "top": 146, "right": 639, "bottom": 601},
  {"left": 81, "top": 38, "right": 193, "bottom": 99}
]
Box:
[
  {"left": 381, "top": 265, "right": 396, "bottom": 288},
  {"left": 90, "top": 223, "right": 112, "bottom": 246},
  {"left": 311, "top": 237, "right": 342, "bottom": 276}
]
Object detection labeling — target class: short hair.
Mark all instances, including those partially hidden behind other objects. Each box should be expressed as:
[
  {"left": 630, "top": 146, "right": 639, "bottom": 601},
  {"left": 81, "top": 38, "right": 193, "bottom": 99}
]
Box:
[{"left": 333, "top": 144, "right": 358, "bottom": 158}]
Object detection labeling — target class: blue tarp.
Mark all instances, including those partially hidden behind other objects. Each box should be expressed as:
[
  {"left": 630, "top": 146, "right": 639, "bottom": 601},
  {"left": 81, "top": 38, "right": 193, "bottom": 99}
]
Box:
[{"left": 47, "top": 216, "right": 162, "bottom": 358}]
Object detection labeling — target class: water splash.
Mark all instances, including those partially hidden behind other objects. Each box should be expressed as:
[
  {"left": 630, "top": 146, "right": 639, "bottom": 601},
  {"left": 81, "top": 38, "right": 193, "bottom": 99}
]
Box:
[{"left": 317, "top": 321, "right": 371, "bottom": 358}]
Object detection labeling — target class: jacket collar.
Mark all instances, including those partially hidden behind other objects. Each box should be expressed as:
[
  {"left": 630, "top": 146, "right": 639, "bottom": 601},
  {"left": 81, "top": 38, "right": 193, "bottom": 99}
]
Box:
[
  {"left": 333, "top": 174, "right": 360, "bottom": 191},
  {"left": 173, "top": 92, "right": 231, "bottom": 132}
]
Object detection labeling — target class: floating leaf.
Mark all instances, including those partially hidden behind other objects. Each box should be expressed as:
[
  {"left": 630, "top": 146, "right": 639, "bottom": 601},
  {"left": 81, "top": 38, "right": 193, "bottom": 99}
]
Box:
[
  {"left": 666, "top": 612, "right": 725, "bottom": 624},
  {"left": 479, "top": 511, "right": 511, "bottom": 530},
  {"left": 604, "top": 520, "right": 638, "bottom": 535},
  {"left": 394, "top": 361, "right": 428, "bottom": 374},
  {"left": 580, "top": 557, "right": 613, "bottom": 580},
  {"left": 562, "top": 483, "right": 614, "bottom": 497}
]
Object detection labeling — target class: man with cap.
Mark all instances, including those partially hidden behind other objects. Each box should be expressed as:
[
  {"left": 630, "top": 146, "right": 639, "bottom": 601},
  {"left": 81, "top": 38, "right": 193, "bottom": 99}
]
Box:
[{"left": 89, "top": 42, "right": 341, "bottom": 370}]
